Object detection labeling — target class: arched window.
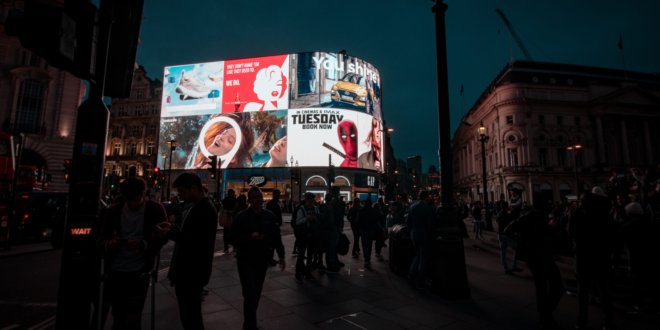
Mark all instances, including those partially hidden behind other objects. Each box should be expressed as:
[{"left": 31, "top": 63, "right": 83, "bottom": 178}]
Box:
[
  {"left": 306, "top": 175, "right": 327, "bottom": 187},
  {"left": 15, "top": 79, "right": 46, "bottom": 133}
]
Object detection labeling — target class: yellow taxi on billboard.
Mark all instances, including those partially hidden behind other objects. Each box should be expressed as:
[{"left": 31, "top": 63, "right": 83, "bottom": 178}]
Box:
[{"left": 331, "top": 73, "right": 369, "bottom": 108}]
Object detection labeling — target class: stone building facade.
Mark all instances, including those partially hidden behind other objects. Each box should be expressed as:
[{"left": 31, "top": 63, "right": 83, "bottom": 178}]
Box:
[
  {"left": 453, "top": 61, "right": 660, "bottom": 209},
  {"left": 0, "top": 0, "right": 84, "bottom": 192},
  {"left": 103, "top": 66, "right": 162, "bottom": 193}
]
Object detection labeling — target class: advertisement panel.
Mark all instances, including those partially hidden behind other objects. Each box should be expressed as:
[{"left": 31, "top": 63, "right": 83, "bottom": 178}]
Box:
[
  {"left": 158, "top": 111, "right": 288, "bottom": 170},
  {"left": 221, "top": 54, "right": 290, "bottom": 112},
  {"left": 158, "top": 52, "right": 384, "bottom": 173},
  {"left": 289, "top": 52, "right": 382, "bottom": 123},
  {"left": 287, "top": 108, "right": 384, "bottom": 171},
  {"left": 161, "top": 60, "right": 224, "bottom": 117}
]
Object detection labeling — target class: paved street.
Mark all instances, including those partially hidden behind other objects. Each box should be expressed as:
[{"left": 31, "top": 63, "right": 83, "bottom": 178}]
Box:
[{"left": 1, "top": 215, "right": 659, "bottom": 329}]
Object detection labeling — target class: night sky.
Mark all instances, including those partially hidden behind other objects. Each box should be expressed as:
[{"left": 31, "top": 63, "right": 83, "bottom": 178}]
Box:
[{"left": 136, "top": 0, "right": 660, "bottom": 171}]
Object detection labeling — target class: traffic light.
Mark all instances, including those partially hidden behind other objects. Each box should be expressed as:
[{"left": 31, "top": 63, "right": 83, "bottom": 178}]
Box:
[
  {"left": 63, "top": 159, "right": 71, "bottom": 183},
  {"left": 207, "top": 156, "right": 218, "bottom": 179}
]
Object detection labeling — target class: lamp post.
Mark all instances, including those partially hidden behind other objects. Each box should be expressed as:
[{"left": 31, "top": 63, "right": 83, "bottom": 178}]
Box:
[
  {"left": 289, "top": 156, "right": 295, "bottom": 207},
  {"left": 166, "top": 140, "right": 177, "bottom": 200},
  {"left": 567, "top": 144, "right": 582, "bottom": 195},
  {"left": 478, "top": 122, "right": 491, "bottom": 230}
]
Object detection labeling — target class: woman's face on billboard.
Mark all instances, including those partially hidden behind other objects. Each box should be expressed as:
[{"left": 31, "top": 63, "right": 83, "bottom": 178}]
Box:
[
  {"left": 208, "top": 127, "right": 236, "bottom": 156},
  {"left": 269, "top": 136, "right": 287, "bottom": 163}
]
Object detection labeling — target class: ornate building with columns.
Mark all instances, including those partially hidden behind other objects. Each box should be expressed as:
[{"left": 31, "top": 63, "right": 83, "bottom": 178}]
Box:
[
  {"left": 453, "top": 61, "right": 660, "bottom": 209},
  {"left": 103, "top": 66, "right": 162, "bottom": 193}
]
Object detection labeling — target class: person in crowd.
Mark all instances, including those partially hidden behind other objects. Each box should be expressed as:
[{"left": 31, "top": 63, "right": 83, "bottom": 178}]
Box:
[
  {"left": 507, "top": 206, "right": 563, "bottom": 330},
  {"left": 319, "top": 193, "right": 341, "bottom": 273},
  {"left": 221, "top": 189, "right": 237, "bottom": 253},
  {"left": 165, "top": 173, "right": 218, "bottom": 329},
  {"left": 471, "top": 201, "right": 484, "bottom": 240},
  {"left": 496, "top": 205, "right": 521, "bottom": 275},
  {"left": 234, "top": 194, "right": 248, "bottom": 214},
  {"left": 347, "top": 198, "right": 362, "bottom": 258},
  {"left": 290, "top": 199, "right": 304, "bottom": 256},
  {"left": 187, "top": 113, "right": 255, "bottom": 169},
  {"left": 97, "top": 177, "right": 169, "bottom": 330},
  {"left": 406, "top": 191, "right": 434, "bottom": 289},
  {"left": 568, "top": 186, "right": 617, "bottom": 330},
  {"left": 622, "top": 201, "right": 655, "bottom": 314},
  {"left": 294, "top": 193, "right": 321, "bottom": 281},
  {"left": 385, "top": 201, "right": 405, "bottom": 229},
  {"left": 374, "top": 197, "right": 388, "bottom": 260},
  {"left": 231, "top": 187, "right": 285, "bottom": 330},
  {"left": 265, "top": 189, "right": 284, "bottom": 266},
  {"left": 357, "top": 198, "right": 380, "bottom": 269}
]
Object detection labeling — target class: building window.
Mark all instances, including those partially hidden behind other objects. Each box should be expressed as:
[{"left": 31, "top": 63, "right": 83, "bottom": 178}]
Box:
[
  {"left": 557, "top": 148, "right": 566, "bottom": 167},
  {"left": 557, "top": 115, "right": 563, "bottom": 126},
  {"left": 506, "top": 115, "right": 514, "bottom": 125},
  {"left": 147, "top": 123, "right": 158, "bottom": 135},
  {"left": 112, "top": 126, "right": 123, "bottom": 137},
  {"left": 146, "top": 142, "right": 155, "bottom": 155},
  {"left": 507, "top": 148, "right": 519, "bottom": 167},
  {"left": 135, "top": 88, "right": 145, "bottom": 99},
  {"left": 538, "top": 148, "right": 548, "bottom": 167},
  {"left": 15, "top": 79, "right": 46, "bottom": 133},
  {"left": 130, "top": 125, "right": 142, "bottom": 137},
  {"left": 129, "top": 143, "right": 137, "bottom": 156},
  {"left": 538, "top": 115, "right": 545, "bottom": 125},
  {"left": 113, "top": 143, "right": 121, "bottom": 156}
]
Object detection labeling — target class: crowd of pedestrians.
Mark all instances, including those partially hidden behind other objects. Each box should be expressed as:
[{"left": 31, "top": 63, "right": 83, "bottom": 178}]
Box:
[
  {"left": 458, "top": 167, "right": 660, "bottom": 330},
  {"left": 93, "top": 166, "right": 659, "bottom": 330}
]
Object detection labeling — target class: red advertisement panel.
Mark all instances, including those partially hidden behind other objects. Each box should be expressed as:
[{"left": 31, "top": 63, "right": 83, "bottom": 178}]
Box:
[{"left": 221, "top": 54, "right": 290, "bottom": 112}]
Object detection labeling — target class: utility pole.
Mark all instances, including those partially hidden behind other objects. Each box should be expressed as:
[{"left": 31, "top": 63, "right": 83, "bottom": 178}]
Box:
[{"left": 431, "top": 0, "right": 470, "bottom": 300}]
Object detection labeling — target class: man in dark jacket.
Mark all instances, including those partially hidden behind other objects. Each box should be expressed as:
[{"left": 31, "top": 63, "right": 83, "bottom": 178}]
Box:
[
  {"left": 406, "top": 191, "right": 434, "bottom": 288},
  {"left": 98, "top": 177, "right": 169, "bottom": 330},
  {"left": 232, "top": 187, "right": 285, "bottom": 330},
  {"left": 569, "top": 187, "right": 616, "bottom": 330},
  {"left": 166, "top": 173, "right": 218, "bottom": 329},
  {"left": 508, "top": 208, "right": 563, "bottom": 330}
]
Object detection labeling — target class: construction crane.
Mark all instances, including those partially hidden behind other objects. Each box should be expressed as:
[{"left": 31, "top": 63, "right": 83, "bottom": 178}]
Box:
[{"left": 495, "top": 8, "right": 533, "bottom": 61}]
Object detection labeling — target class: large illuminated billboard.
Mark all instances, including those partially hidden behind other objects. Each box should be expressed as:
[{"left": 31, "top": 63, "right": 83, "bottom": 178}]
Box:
[{"left": 158, "top": 52, "right": 384, "bottom": 173}]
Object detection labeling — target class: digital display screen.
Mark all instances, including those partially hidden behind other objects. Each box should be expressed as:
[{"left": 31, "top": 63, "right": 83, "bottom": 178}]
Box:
[{"left": 158, "top": 52, "right": 384, "bottom": 173}]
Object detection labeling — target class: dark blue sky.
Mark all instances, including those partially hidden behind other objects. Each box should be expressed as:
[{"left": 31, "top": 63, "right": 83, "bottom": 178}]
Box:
[{"left": 136, "top": 0, "right": 660, "bottom": 171}]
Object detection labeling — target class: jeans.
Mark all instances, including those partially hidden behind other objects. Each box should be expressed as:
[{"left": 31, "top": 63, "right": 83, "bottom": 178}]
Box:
[
  {"left": 408, "top": 241, "right": 430, "bottom": 286},
  {"left": 498, "top": 234, "right": 518, "bottom": 271},
  {"left": 106, "top": 270, "right": 150, "bottom": 330},
  {"left": 174, "top": 282, "right": 205, "bottom": 329},
  {"left": 237, "top": 257, "right": 268, "bottom": 330}
]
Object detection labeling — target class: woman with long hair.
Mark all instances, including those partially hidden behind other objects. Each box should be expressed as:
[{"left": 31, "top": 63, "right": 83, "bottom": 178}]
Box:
[{"left": 188, "top": 113, "right": 255, "bottom": 169}]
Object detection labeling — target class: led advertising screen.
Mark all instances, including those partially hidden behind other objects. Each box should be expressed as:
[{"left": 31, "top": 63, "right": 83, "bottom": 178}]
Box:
[{"left": 158, "top": 52, "right": 384, "bottom": 172}]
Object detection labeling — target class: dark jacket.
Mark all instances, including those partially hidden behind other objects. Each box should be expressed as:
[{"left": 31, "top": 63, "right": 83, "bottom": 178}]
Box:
[
  {"left": 265, "top": 198, "right": 283, "bottom": 226},
  {"left": 98, "top": 200, "right": 169, "bottom": 273},
  {"left": 232, "top": 208, "right": 284, "bottom": 261},
  {"left": 407, "top": 200, "right": 434, "bottom": 243},
  {"left": 167, "top": 198, "right": 218, "bottom": 287}
]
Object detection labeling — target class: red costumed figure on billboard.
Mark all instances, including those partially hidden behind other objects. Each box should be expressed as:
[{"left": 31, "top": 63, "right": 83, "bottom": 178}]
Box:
[{"left": 337, "top": 120, "right": 358, "bottom": 167}]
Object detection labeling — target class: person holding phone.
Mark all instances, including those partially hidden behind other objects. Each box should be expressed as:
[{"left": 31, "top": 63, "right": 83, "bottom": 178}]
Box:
[{"left": 97, "top": 177, "right": 169, "bottom": 329}]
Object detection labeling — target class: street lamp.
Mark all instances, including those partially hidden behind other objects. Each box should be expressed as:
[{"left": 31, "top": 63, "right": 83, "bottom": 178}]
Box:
[
  {"left": 567, "top": 144, "right": 582, "bottom": 195},
  {"left": 166, "top": 140, "right": 177, "bottom": 200},
  {"left": 478, "top": 122, "right": 491, "bottom": 230}
]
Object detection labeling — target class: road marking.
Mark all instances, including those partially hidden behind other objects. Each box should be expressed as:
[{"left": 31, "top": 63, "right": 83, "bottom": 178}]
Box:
[
  {"left": 27, "top": 315, "right": 56, "bottom": 330},
  {"left": 0, "top": 300, "right": 57, "bottom": 308}
]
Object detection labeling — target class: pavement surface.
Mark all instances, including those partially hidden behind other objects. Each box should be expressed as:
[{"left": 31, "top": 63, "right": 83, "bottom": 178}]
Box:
[{"left": 3, "top": 214, "right": 659, "bottom": 329}]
